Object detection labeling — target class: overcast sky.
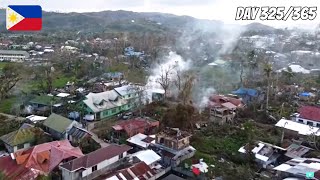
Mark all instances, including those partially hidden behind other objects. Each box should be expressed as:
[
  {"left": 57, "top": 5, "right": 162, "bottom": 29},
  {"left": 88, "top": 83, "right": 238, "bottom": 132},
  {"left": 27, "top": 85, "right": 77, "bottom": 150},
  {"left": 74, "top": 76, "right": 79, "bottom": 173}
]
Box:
[{"left": 2, "top": 0, "right": 320, "bottom": 29}]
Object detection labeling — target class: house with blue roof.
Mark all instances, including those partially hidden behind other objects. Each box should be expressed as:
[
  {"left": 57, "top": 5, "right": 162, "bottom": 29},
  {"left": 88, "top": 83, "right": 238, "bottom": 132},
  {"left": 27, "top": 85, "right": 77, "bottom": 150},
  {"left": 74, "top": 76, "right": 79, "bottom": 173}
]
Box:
[
  {"left": 124, "top": 46, "right": 144, "bottom": 57},
  {"left": 232, "top": 87, "right": 261, "bottom": 104}
]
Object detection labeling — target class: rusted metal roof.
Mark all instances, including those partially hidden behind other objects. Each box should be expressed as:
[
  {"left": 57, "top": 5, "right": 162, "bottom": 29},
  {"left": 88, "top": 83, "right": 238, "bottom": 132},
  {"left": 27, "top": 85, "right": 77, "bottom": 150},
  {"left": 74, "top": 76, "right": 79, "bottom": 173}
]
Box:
[{"left": 60, "top": 144, "right": 131, "bottom": 172}]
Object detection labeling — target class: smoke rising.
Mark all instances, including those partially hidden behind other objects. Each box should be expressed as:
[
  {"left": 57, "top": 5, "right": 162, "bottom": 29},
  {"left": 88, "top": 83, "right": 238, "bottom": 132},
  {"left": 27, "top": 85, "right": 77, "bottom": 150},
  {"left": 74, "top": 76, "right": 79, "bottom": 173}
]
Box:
[
  {"left": 146, "top": 20, "right": 245, "bottom": 110},
  {"left": 146, "top": 51, "right": 191, "bottom": 92}
]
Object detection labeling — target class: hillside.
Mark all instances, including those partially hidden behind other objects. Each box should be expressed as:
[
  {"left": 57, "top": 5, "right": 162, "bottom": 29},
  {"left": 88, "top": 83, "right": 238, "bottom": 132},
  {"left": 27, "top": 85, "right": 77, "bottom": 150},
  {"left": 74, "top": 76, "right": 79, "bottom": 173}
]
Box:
[{"left": 0, "top": 9, "right": 276, "bottom": 34}]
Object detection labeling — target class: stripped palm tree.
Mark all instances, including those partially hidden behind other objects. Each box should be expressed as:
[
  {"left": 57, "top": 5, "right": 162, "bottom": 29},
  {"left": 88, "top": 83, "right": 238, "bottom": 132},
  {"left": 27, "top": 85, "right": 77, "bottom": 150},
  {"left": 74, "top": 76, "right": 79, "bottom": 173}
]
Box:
[{"left": 263, "top": 63, "right": 273, "bottom": 110}]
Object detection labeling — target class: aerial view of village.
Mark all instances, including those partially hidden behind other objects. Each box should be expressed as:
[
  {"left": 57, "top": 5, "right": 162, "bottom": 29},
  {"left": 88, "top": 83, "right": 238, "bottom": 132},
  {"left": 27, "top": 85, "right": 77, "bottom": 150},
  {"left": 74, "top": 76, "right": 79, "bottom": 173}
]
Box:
[{"left": 0, "top": 0, "right": 320, "bottom": 180}]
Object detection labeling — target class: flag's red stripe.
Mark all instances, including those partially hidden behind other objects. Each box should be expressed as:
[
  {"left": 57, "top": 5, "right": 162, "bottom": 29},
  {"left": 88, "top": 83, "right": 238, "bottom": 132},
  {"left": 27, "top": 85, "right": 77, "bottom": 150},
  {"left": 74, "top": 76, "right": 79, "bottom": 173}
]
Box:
[{"left": 9, "top": 18, "right": 42, "bottom": 31}]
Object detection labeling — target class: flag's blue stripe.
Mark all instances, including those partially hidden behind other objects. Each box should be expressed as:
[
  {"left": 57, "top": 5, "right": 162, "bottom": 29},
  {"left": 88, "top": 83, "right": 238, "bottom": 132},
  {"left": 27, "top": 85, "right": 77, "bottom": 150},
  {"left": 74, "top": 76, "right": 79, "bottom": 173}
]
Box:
[{"left": 8, "top": 5, "right": 42, "bottom": 18}]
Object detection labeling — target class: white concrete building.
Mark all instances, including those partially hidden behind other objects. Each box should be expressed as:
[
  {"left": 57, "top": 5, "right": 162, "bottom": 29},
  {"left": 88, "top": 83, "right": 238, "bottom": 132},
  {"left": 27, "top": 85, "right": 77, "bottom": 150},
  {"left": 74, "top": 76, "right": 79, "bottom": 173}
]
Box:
[{"left": 0, "top": 50, "right": 29, "bottom": 62}]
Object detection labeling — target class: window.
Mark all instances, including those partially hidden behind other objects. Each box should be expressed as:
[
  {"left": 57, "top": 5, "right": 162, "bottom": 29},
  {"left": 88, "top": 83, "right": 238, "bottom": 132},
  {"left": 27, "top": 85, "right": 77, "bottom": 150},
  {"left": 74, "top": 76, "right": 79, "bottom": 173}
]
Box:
[
  {"left": 112, "top": 108, "right": 117, "bottom": 113},
  {"left": 119, "top": 153, "right": 123, "bottom": 159},
  {"left": 298, "top": 119, "right": 303, "bottom": 123},
  {"left": 307, "top": 121, "right": 313, "bottom": 126},
  {"left": 92, "top": 165, "right": 97, "bottom": 172},
  {"left": 128, "top": 94, "right": 131, "bottom": 98},
  {"left": 317, "top": 123, "right": 320, "bottom": 128},
  {"left": 17, "top": 144, "right": 24, "bottom": 150}
]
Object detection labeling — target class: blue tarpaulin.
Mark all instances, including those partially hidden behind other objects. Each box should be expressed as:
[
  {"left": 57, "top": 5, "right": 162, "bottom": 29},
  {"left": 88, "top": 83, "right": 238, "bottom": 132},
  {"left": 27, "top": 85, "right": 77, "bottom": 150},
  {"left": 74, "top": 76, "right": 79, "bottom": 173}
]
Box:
[
  {"left": 232, "top": 88, "right": 258, "bottom": 97},
  {"left": 300, "top": 92, "right": 311, "bottom": 97}
]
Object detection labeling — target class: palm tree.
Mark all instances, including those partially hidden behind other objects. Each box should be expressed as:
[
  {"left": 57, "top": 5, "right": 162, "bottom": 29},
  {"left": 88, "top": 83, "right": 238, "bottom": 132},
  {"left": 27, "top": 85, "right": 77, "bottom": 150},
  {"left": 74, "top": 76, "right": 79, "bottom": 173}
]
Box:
[{"left": 264, "top": 63, "right": 273, "bottom": 110}]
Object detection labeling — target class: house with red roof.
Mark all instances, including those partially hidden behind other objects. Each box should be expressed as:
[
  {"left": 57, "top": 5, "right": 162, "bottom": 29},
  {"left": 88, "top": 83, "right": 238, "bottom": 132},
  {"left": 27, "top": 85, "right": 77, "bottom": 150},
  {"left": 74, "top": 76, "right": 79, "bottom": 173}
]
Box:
[
  {"left": 292, "top": 106, "right": 320, "bottom": 127},
  {"left": 208, "top": 95, "right": 244, "bottom": 125},
  {"left": 0, "top": 156, "right": 40, "bottom": 180},
  {"left": 0, "top": 140, "right": 83, "bottom": 179},
  {"left": 59, "top": 144, "right": 132, "bottom": 180},
  {"left": 112, "top": 117, "right": 159, "bottom": 138}
]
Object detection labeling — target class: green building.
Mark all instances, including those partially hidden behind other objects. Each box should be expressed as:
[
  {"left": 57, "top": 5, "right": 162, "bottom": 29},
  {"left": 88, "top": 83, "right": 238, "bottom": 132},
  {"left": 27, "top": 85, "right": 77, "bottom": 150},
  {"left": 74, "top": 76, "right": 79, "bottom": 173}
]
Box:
[{"left": 83, "top": 90, "right": 130, "bottom": 120}]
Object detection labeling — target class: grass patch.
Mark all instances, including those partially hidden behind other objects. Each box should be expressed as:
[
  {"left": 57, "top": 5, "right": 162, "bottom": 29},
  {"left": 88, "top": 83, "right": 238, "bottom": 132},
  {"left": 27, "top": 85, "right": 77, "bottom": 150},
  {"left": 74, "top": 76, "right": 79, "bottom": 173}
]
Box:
[
  {"left": 53, "top": 75, "right": 74, "bottom": 88},
  {"left": 0, "top": 62, "right": 9, "bottom": 69},
  {"left": 127, "top": 69, "right": 147, "bottom": 84},
  {"left": 108, "top": 63, "right": 129, "bottom": 73}
]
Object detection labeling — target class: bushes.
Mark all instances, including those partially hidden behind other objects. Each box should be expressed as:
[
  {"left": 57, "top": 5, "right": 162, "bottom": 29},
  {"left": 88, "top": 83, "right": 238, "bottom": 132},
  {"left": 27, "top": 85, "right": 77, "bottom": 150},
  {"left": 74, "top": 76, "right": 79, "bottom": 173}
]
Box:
[
  {"left": 0, "top": 118, "right": 22, "bottom": 137},
  {"left": 79, "top": 137, "right": 101, "bottom": 154}
]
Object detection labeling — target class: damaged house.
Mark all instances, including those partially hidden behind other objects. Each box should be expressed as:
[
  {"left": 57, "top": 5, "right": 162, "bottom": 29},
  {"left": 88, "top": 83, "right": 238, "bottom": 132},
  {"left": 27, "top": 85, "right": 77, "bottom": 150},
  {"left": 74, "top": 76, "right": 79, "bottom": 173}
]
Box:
[
  {"left": 274, "top": 158, "right": 320, "bottom": 179},
  {"left": 112, "top": 117, "right": 159, "bottom": 138},
  {"left": 208, "top": 95, "right": 244, "bottom": 125},
  {"left": 239, "top": 141, "right": 312, "bottom": 169},
  {"left": 239, "top": 141, "right": 287, "bottom": 168},
  {"left": 151, "top": 128, "right": 196, "bottom": 167}
]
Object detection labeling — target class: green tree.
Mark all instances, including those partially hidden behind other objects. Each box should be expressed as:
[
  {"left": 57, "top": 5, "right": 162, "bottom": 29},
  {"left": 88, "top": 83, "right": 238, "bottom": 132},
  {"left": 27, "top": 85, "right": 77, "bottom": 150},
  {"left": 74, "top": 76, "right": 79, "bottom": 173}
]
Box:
[
  {"left": 79, "top": 137, "right": 101, "bottom": 154},
  {"left": 283, "top": 67, "right": 294, "bottom": 84},
  {"left": 0, "top": 63, "right": 23, "bottom": 100}
]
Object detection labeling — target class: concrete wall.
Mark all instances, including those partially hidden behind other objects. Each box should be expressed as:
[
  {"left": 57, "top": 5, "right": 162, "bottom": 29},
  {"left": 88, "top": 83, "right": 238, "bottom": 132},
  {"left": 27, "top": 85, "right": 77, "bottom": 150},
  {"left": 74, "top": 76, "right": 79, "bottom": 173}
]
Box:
[
  {"left": 210, "top": 110, "right": 235, "bottom": 125},
  {"left": 73, "top": 152, "right": 127, "bottom": 180},
  {"left": 172, "top": 151, "right": 196, "bottom": 167},
  {"left": 295, "top": 117, "right": 320, "bottom": 127},
  {"left": 61, "top": 167, "right": 81, "bottom": 180},
  {"left": 85, "top": 157, "right": 126, "bottom": 180},
  {"left": 96, "top": 156, "right": 119, "bottom": 171},
  {"left": 156, "top": 137, "right": 190, "bottom": 151}
]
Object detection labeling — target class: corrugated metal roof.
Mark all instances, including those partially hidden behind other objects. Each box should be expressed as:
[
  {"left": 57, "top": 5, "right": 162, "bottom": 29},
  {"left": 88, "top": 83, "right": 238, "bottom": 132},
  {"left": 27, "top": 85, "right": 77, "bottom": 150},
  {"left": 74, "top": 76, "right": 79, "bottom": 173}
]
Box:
[
  {"left": 105, "top": 161, "right": 155, "bottom": 180},
  {"left": 43, "top": 113, "right": 74, "bottom": 133},
  {"left": 132, "top": 150, "right": 161, "bottom": 165},
  {"left": 68, "top": 126, "right": 91, "bottom": 140},
  {"left": 299, "top": 106, "right": 320, "bottom": 122},
  {"left": 274, "top": 158, "right": 320, "bottom": 177},
  {"left": 114, "top": 85, "right": 142, "bottom": 97},
  {"left": 275, "top": 119, "right": 320, "bottom": 136},
  {"left": 60, "top": 144, "right": 131, "bottom": 171},
  {"left": 83, "top": 91, "right": 127, "bottom": 113},
  {"left": 285, "top": 143, "right": 312, "bottom": 158},
  {"left": 14, "top": 140, "right": 83, "bottom": 174},
  {"left": 0, "top": 123, "right": 39, "bottom": 146},
  {"left": 0, "top": 50, "right": 29, "bottom": 56}
]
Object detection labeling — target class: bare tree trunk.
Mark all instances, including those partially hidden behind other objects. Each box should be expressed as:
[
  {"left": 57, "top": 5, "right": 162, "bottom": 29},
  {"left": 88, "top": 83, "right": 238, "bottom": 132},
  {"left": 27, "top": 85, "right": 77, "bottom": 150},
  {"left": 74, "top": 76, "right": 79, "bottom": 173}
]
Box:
[
  {"left": 240, "top": 64, "right": 244, "bottom": 87},
  {"left": 266, "top": 77, "right": 270, "bottom": 110}
]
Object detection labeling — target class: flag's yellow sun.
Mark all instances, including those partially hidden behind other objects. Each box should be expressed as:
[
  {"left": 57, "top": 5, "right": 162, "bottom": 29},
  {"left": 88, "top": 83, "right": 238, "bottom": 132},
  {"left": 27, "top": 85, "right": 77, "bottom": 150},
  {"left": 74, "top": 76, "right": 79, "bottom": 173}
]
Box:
[{"left": 9, "top": 13, "right": 18, "bottom": 23}]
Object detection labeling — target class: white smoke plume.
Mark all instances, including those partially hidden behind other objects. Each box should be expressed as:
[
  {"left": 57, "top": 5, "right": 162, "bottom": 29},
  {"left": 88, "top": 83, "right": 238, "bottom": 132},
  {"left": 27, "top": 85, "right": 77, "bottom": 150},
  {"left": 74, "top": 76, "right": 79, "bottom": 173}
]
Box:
[
  {"left": 146, "top": 21, "right": 245, "bottom": 110},
  {"left": 197, "top": 87, "right": 216, "bottom": 110},
  {"left": 146, "top": 51, "right": 191, "bottom": 93}
]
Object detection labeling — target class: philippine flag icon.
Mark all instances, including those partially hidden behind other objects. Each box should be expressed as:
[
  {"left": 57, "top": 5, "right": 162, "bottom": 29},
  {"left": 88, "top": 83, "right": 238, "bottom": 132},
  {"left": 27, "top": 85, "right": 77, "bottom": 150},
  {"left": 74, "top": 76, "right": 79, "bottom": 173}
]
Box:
[{"left": 7, "top": 5, "right": 42, "bottom": 31}]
